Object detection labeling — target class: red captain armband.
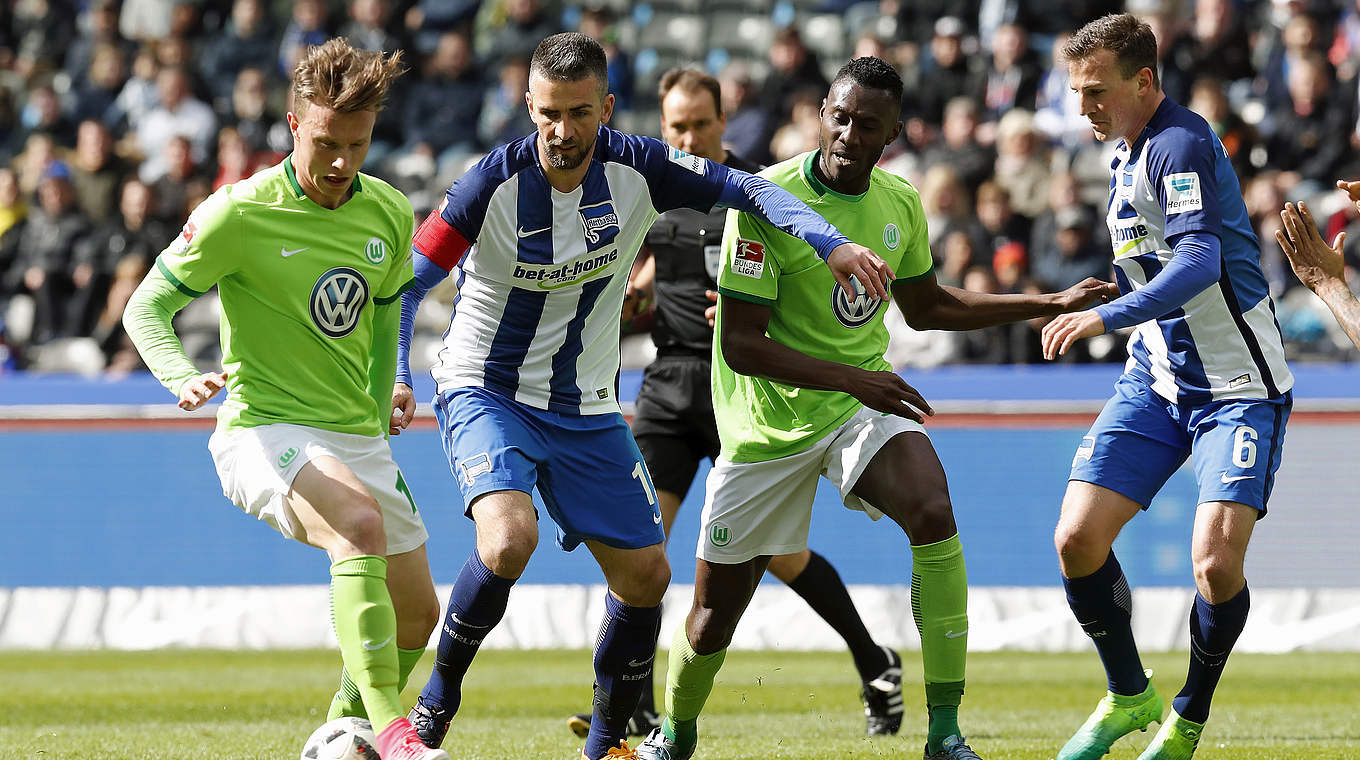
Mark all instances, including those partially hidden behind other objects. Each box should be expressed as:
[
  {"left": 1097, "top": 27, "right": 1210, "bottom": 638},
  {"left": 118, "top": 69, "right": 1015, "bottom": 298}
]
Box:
[{"left": 412, "top": 208, "right": 470, "bottom": 270}]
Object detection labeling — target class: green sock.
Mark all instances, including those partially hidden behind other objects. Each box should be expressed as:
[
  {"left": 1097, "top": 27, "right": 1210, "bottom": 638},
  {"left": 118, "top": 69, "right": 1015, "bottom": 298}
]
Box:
[
  {"left": 328, "top": 646, "right": 427, "bottom": 720},
  {"left": 911, "top": 534, "right": 968, "bottom": 753},
  {"left": 330, "top": 555, "right": 402, "bottom": 732},
  {"left": 662, "top": 624, "right": 726, "bottom": 749}
]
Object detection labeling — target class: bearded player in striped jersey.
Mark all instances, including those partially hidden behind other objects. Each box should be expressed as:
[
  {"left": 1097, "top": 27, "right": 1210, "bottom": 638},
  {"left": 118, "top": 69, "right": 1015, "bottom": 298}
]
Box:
[{"left": 391, "top": 33, "right": 895, "bottom": 760}]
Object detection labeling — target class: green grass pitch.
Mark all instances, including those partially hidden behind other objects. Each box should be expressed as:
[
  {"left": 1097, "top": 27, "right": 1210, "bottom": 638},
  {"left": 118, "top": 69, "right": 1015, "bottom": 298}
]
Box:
[{"left": 3, "top": 648, "right": 1358, "bottom": 759}]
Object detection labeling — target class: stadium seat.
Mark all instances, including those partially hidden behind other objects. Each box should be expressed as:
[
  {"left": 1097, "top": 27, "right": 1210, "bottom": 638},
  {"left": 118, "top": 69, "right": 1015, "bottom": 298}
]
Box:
[
  {"left": 636, "top": 12, "right": 707, "bottom": 58},
  {"left": 705, "top": 12, "right": 775, "bottom": 59},
  {"left": 799, "top": 13, "right": 847, "bottom": 64}
]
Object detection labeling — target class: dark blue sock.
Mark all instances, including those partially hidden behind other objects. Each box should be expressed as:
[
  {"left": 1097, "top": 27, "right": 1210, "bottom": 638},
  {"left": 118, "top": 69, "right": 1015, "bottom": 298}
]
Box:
[
  {"left": 583, "top": 593, "right": 662, "bottom": 759},
  {"left": 1063, "top": 552, "right": 1148, "bottom": 695},
  {"left": 1173, "top": 585, "right": 1250, "bottom": 724},
  {"left": 418, "top": 551, "right": 515, "bottom": 715}
]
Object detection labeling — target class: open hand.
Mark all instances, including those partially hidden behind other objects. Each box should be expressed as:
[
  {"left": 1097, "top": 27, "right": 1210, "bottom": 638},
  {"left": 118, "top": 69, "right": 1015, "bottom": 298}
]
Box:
[
  {"left": 178, "top": 371, "right": 227, "bottom": 411},
  {"left": 1042, "top": 311, "right": 1105, "bottom": 360},
  {"left": 1277, "top": 201, "right": 1346, "bottom": 295}
]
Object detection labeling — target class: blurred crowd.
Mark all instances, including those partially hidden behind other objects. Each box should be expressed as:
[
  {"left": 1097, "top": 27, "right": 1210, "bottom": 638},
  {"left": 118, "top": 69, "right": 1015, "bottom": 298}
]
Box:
[{"left": 3, "top": 0, "right": 1360, "bottom": 376}]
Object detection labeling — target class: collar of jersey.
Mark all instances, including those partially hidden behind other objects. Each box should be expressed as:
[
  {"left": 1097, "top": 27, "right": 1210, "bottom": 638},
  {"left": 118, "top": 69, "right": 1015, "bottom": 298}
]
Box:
[
  {"left": 282, "top": 153, "right": 362, "bottom": 201},
  {"left": 802, "top": 150, "right": 868, "bottom": 202},
  {"left": 1120, "top": 97, "right": 1176, "bottom": 158}
]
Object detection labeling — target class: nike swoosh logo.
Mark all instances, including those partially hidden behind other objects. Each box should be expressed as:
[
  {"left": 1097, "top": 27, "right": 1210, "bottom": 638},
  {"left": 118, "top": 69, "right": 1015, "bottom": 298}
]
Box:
[
  {"left": 281, "top": 246, "right": 309, "bottom": 257},
  {"left": 627, "top": 657, "right": 654, "bottom": 668},
  {"left": 944, "top": 629, "right": 968, "bottom": 639},
  {"left": 361, "top": 634, "right": 395, "bottom": 651},
  {"left": 652, "top": 512, "right": 662, "bottom": 524},
  {"left": 1221, "top": 473, "right": 1256, "bottom": 483},
  {"left": 517, "top": 225, "right": 551, "bottom": 238}
]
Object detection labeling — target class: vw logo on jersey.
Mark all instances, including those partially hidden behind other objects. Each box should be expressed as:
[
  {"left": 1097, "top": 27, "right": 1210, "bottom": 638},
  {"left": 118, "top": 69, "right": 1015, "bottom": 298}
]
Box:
[
  {"left": 831, "top": 276, "right": 882, "bottom": 328},
  {"left": 310, "top": 266, "right": 370, "bottom": 338},
  {"left": 883, "top": 223, "right": 900, "bottom": 251},
  {"left": 365, "top": 236, "right": 386, "bottom": 264}
]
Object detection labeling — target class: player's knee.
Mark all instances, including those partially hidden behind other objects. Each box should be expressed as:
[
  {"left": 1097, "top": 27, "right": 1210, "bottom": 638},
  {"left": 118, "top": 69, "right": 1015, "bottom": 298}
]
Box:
[
  {"left": 1192, "top": 554, "right": 1244, "bottom": 600},
  {"left": 336, "top": 501, "right": 386, "bottom": 556},
  {"left": 686, "top": 604, "right": 737, "bottom": 655},
  {"left": 902, "top": 494, "right": 956, "bottom": 544},
  {"left": 478, "top": 528, "right": 537, "bottom": 578},
  {"left": 1054, "top": 521, "right": 1104, "bottom": 575},
  {"left": 613, "top": 550, "right": 670, "bottom": 607}
]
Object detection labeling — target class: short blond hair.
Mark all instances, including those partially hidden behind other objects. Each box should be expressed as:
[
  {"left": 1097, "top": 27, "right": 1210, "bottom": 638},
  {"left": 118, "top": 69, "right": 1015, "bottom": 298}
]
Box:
[{"left": 292, "top": 37, "right": 406, "bottom": 116}]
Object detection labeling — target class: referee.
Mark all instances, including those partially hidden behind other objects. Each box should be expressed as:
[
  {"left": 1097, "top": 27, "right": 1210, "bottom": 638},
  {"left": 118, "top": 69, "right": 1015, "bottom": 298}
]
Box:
[{"left": 568, "top": 68, "right": 905, "bottom": 740}]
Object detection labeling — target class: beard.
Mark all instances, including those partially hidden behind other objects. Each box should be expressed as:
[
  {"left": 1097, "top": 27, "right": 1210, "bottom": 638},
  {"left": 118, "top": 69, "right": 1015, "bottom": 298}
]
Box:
[{"left": 544, "top": 133, "right": 594, "bottom": 170}]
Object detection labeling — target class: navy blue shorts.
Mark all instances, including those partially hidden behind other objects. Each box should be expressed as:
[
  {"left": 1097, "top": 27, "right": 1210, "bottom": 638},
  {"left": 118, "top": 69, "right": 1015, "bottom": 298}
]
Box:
[
  {"left": 434, "top": 387, "right": 666, "bottom": 550},
  {"left": 1070, "top": 374, "right": 1290, "bottom": 515}
]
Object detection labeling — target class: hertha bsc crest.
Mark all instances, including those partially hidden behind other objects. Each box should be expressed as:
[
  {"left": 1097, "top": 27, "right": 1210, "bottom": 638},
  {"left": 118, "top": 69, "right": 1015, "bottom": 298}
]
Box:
[{"left": 310, "top": 267, "right": 370, "bottom": 338}]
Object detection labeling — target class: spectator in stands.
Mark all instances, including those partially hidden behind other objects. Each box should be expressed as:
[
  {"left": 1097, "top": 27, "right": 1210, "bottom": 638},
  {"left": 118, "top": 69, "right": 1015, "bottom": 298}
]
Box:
[
  {"left": 768, "top": 90, "right": 821, "bottom": 162},
  {"left": 912, "top": 16, "right": 982, "bottom": 127},
  {"left": 18, "top": 85, "right": 76, "bottom": 148},
  {"left": 579, "top": 6, "right": 633, "bottom": 113},
  {"left": 1264, "top": 53, "right": 1353, "bottom": 192},
  {"left": 1259, "top": 10, "right": 1322, "bottom": 112},
  {"left": 15, "top": 132, "right": 59, "bottom": 199},
  {"left": 69, "top": 43, "right": 130, "bottom": 126},
  {"left": 922, "top": 96, "right": 993, "bottom": 195},
  {"left": 1188, "top": 76, "right": 1261, "bottom": 179},
  {"left": 200, "top": 0, "right": 277, "bottom": 110},
  {"left": 80, "top": 178, "right": 165, "bottom": 360},
  {"left": 151, "top": 135, "right": 205, "bottom": 225},
  {"left": 759, "top": 27, "right": 830, "bottom": 129},
  {"left": 975, "top": 180, "right": 1030, "bottom": 260},
  {"left": 278, "top": 0, "right": 331, "bottom": 77},
  {"left": 477, "top": 55, "right": 534, "bottom": 150},
  {"left": 64, "top": 0, "right": 132, "bottom": 93},
  {"left": 0, "top": 168, "right": 27, "bottom": 308},
  {"left": 1140, "top": 7, "right": 1193, "bottom": 106},
  {"left": 1185, "top": 0, "right": 1256, "bottom": 92},
  {"left": 393, "top": 30, "right": 484, "bottom": 185},
  {"left": 212, "top": 128, "right": 256, "bottom": 190},
  {"left": 224, "top": 67, "right": 289, "bottom": 156},
  {"left": 718, "top": 62, "right": 773, "bottom": 166},
  {"left": 108, "top": 43, "right": 161, "bottom": 135},
  {"left": 404, "top": 0, "right": 482, "bottom": 56},
  {"left": 992, "top": 109, "right": 1050, "bottom": 220},
  {"left": 1031, "top": 204, "right": 1109, "bottom": 293},
  {"left": 937, "top": 229, "right": 979, "bottom": 289},
  {"left": 11, "top": 0, "right": 75, "bottom": 79},
  {"left": 121, "top": 0, "right": 184, "bottom": 41},
  {"left": 10, "top": 161, "right": 93, "bottom": 344},
  {"left": 70, "top": 120, "right": 131, "bottom": 224},
  {"left": 136, "top": 65, "right": 218, "bottom": 182},
  {"left": 1034, "top": 32, "right": 1090, "bottom": 149},
  {"left": 479, "top": 0, "right": 557, "bottom": 66},
  {"left": 342, "top": 0, "right": 403, "bottom": 53},
  {"left": 919, "top": 163, "right": 981, "bottom": 250},
  {"left": 978, "top": 22, "right": 1040, "bottom": 126}
]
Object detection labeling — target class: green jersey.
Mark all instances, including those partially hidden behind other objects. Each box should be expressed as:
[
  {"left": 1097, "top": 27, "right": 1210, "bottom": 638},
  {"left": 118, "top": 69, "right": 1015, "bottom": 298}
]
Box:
[
  {"left": 713, "top": 150, "right": 933, "bottom": 462},
  {"left": 156, "top": 158, "right": 414, "bottom": 436}
]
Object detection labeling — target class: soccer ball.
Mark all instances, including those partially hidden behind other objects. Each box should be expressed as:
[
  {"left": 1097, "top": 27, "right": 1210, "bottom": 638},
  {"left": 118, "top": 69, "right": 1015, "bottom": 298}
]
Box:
[{"left": 300, "top": 717, "right": 380, "bottom": 760}]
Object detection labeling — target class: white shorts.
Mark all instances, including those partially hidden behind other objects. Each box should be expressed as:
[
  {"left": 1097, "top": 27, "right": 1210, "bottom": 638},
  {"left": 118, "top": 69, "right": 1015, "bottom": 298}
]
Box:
[
  {"left": 697, "top": 406, "right": 927, "bottom": 564},
  {"left": 208, "top": 423, "right": 429, "bottom": 556}
]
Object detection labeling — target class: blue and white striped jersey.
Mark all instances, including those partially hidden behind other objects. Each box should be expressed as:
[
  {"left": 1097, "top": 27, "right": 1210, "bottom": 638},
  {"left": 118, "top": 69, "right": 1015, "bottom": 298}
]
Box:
[
  {"left": 414, "top": 125, "right": 847, "bottom": 416},
  {"left": 1102, "top": 99, "right": 1292, "bottom": 405}
]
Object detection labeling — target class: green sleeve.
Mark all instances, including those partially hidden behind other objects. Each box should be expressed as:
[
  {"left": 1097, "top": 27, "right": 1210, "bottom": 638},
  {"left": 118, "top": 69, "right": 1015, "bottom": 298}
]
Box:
[
  {"left": 157, "top": 188, "right": 242, "bottom": 296},
  {"left": 896, "top": 187, "right": 935, "bottom": 281},
  {"left": 717, "top": 208, "right": 781, "bottom": 306},
  {"left": 122, "top": 265, "right": 200, "bottom": 398},
  {"left": 367, "top": 204, "right": 416, "bottom": 436}
]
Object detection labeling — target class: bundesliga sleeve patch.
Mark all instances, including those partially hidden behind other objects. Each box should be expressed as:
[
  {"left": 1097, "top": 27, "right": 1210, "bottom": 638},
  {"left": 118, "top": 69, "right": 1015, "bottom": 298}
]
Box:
[
  {"left": 1163, "top": 172, "right": 1202, "bottom": 214},
  {"left": 166, "top": 220, "right": 197, "bottom": 254},
  {"left": 667, "top": 146, "right": 705, "bottom": 175},
  {"left": 732, "top": 238, "right": 765, "bottom": 278}
]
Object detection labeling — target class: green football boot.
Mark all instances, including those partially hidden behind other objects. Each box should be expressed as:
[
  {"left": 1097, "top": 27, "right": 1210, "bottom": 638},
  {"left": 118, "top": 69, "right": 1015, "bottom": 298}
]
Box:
[
  {"left": 1057, "top": 671, "right": 1163, "bottom": 760},
  {"left": 1136, "top": 708, "right": 1204, "bottom": 760}
]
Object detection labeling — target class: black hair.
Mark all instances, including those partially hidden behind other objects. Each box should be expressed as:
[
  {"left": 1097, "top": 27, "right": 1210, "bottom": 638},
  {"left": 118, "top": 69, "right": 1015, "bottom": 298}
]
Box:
[
  {"left": 831, "top": 56, "right": 903, "bottom": 106},
  {"left": 530, "top": 32, "right": 609, "bottom": 95}
]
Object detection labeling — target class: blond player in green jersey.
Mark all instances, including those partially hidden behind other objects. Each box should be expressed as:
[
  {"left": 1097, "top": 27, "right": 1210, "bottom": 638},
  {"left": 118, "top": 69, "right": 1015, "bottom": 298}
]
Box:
[
  {"left": 636, "top": 58, "right": 1118, "bottom": 760},
  {"left": 122, "top": 39, "right": 448, "bottom": 760}
]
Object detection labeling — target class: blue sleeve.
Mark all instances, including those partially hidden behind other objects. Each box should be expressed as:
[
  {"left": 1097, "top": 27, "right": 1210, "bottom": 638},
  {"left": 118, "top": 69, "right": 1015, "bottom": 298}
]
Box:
[
  {"left": 396, "top": 250, "right": 451, "bottom": 387},
  {"left": 1094, "top": 231, "right": 1221, "bottom": 331},
  {"left": 611, "top": 131, "right": 851, "bottom": 260},
  {"left": 1145, "top": 122, "right": 1222, "bottom": 240},
  {"left": 714, "top": 168, "right": 850, "bottom": 261}
]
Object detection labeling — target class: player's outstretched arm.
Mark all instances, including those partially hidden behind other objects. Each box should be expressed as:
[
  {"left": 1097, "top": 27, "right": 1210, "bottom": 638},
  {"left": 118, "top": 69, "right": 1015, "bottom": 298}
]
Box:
[
  {"left": 122, "top": 265, "right": 225, "bottom": 410},
  {"left": 393, "top": 249, "right": 454, "bottom": 431},
  {"left": 1277, "top": 199, "right": 1360, "bottom": 351},
  {"left": 715, "top": 169, "right": 895, "bottom": 299},
  {"left": 894, "top": 268, "right": 1117, "bottom": 332},
  {"left": 720, "top": 296, "right": 932, "bottom": 422}
]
